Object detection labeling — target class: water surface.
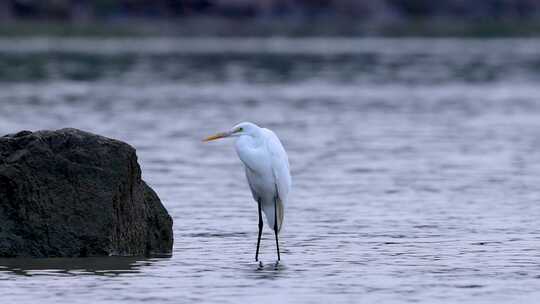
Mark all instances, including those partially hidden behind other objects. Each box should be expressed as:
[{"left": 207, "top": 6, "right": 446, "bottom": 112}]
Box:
[{"left": 0, "top": 38, "right": 539, "bottom": 303}]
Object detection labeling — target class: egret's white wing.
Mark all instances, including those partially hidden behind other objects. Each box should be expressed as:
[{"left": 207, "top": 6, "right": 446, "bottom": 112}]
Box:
[
  {"left": 261, "top": 128, "right": 291, "bottom": 232},
  {"left": 262, "top": 128, "right": 292, "bottom": 204}
]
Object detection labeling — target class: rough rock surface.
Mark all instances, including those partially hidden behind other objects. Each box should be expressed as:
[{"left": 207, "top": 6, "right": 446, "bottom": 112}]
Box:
[{"left": 0, "top": 128, "right": 173, "bottom": 257}]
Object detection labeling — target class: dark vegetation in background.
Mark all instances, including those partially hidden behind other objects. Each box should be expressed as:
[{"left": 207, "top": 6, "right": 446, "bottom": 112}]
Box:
[{"left": 1, "top": 0, "right": 540, "bottom": 36}]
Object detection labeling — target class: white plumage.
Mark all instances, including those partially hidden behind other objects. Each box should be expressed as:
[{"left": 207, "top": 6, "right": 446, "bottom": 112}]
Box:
[
  {"left": 204, "top": 121, "right": 292, "bottom": 261},
  {"left": 235, "top": 124, "right": 291, "bottom": 232}
]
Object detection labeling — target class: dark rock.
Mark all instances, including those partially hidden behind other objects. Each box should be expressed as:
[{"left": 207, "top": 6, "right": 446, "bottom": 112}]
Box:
[{"left": 0, "top": 128, "right": 173, "bottom": 257}]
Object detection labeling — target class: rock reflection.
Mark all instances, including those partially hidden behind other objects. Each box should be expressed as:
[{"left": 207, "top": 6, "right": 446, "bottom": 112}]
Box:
[{"left": 0, "top": 256, "right": 168, "bottom": 276}]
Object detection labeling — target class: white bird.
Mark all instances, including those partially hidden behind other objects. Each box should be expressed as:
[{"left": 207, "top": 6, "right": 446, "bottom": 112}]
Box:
[{"left": 203, "top": 122, "right": 292, "bottom": 261}]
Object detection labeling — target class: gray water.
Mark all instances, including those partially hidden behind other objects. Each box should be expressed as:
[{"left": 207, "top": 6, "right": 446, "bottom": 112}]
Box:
[{"left": 0, "top": 38, "right": 539, "bottom": 303}]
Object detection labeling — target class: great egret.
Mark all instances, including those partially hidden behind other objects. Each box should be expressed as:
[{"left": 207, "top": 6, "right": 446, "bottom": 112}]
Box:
[{"left": 203, "top": 122, "right": 292, "bottom": 261}]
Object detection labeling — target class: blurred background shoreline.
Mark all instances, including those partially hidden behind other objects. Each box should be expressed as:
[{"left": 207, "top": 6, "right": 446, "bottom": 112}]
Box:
[{"left": 2, "top": 0, "right": 540, "bottom": 37}]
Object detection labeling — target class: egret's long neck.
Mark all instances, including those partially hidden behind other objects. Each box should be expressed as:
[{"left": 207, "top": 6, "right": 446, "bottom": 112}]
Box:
[{"left": 234, "top": 130, "right": 265, "bottom": 172}]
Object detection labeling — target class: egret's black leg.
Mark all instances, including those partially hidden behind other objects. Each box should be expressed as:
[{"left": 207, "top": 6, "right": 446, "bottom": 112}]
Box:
[
  {"left": 255, "top": 198, "right": 263, "bottom": 262},
  {"left": 274, "top": 197, "right": 281, "bottom": 261}
]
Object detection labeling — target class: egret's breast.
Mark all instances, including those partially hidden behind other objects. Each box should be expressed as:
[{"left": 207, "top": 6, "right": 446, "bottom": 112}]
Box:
[
  {"left": 245, "top": 166, "right": 275, "bottom": 200},
  {"left": 235, "top": 136, "right": 276, "bottom": 199}
]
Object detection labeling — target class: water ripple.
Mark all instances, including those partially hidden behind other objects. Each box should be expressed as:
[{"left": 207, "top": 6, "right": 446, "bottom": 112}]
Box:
[{"left": 0, "top": 38, "right": 539, "bottom": 304}]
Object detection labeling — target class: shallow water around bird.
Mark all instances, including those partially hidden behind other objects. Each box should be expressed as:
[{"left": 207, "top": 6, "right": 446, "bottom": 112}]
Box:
[{"left": 0, "top": 38, "right": 539, "bottom": 303}]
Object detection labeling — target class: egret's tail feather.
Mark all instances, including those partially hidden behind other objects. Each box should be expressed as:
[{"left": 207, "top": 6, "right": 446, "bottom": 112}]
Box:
[{"left": 276, "top": 198, "right": 284, "bottom": 233}]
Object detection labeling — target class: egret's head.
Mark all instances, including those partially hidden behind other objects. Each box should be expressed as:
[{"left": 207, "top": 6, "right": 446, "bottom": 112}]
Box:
[{"left": 203, "top": 122, "right": 260, "bottom": 142}]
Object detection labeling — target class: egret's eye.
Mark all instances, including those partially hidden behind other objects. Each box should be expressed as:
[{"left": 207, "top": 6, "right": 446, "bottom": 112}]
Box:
[{"left": 237, "top": 127, "right": 243, "bottom": 132}]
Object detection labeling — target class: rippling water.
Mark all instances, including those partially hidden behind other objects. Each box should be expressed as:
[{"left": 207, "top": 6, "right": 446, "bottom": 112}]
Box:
[{"left": 0, "top": 38, "right": 539, "bottom": 303}]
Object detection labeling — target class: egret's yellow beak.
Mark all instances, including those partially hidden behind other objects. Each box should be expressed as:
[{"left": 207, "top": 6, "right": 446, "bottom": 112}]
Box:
[{"left": 203, "top": 131, "right": 230, "bottom": 142}]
